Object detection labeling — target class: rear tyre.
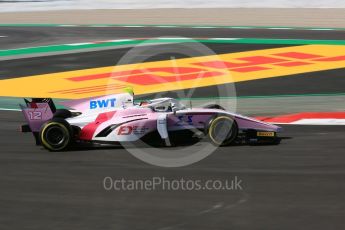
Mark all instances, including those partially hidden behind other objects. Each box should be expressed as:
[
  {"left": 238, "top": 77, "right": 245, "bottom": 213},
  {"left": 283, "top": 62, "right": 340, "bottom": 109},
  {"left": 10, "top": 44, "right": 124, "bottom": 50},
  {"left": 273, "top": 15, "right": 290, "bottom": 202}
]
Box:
[
  {"left": 207, "top": 116, "right": 238, "bottom": 146},
  {"left": 39, "top": 118, "right": 72, "bottom": 151}
]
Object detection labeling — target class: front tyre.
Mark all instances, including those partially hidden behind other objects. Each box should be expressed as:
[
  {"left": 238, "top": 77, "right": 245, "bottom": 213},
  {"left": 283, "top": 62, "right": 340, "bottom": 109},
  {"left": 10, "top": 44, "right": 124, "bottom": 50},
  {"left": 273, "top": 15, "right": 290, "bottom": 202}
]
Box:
[
  {"left": 207, "top": 116, "right": 238, "bottom": 146},
  {"left": 39, "top": 118, "right": 72, "bottom": 151}
]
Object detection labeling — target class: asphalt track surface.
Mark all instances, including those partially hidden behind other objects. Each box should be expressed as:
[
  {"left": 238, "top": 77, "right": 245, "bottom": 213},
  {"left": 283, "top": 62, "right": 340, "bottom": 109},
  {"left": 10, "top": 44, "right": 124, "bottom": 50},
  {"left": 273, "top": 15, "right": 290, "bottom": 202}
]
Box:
[
  {"left": 1, "top": 26, "right": 345, "bottom": 49},
  {"left": 1, "top": 111, "right": 345, "bottom": 230},
  {"left": 1, "top": 26, "right": 345, "bottom": 229}
]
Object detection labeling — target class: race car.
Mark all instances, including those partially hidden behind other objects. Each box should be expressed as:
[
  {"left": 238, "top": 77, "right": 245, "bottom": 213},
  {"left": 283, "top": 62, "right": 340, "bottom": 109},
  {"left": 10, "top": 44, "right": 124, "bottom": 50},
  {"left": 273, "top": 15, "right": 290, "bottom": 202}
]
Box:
[{"left": 20, "top": 92, "right": 282, "bottom": 151}]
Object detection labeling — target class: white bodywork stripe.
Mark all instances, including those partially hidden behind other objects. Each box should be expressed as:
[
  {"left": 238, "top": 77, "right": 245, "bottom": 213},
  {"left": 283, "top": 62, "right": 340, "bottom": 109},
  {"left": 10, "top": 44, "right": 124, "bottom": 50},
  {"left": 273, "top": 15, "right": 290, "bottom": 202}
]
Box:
[{"left": 291, "top": 119, "right": 345, "bottom": 125}]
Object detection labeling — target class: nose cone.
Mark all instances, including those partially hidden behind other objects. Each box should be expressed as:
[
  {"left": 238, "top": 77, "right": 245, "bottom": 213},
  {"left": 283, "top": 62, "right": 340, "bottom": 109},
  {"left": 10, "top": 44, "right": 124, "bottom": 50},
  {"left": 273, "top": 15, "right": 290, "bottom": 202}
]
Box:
[
  {"left": 276, "top": 126, "right": 283, "bottom": 132},
  {"left": 270, "top": 124, "right": 283, "bottom": 132},
  {"left": 256, "top": 121, "right": 283, "bottom": 132}
]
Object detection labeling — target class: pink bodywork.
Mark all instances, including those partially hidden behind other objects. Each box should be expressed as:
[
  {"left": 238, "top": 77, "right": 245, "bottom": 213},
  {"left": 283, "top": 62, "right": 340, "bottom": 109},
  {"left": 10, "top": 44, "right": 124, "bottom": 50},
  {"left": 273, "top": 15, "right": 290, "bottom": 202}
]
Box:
[
  {"left": 21, "top": 96, "right": 281, "bottom": 143},
  {"left": 21, "top": 103, "right": 53, "bottom": 132},
  {"left": 74, "top": 106, "right": 281, "bottom": 142}
]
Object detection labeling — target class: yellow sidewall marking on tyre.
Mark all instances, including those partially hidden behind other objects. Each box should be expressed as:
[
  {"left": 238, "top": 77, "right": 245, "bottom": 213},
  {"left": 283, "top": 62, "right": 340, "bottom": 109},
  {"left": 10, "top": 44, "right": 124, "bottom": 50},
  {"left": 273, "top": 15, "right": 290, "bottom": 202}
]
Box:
[
  {"left": 41, "top": 122, "right": 70, "bottom": 151},
  {"left": 208, "top": 116, "right": 234, "bottom": 146}
]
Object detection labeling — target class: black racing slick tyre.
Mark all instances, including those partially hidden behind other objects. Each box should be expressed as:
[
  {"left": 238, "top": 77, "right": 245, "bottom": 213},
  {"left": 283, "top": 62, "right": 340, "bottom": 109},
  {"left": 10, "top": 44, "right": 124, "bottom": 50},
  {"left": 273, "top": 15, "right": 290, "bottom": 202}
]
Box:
[
  {"left": 207, "top": 116, "right": 238, "bottom": 146},
  {"left": 39, "top": 118, "right": 72, "bottom": 151}
]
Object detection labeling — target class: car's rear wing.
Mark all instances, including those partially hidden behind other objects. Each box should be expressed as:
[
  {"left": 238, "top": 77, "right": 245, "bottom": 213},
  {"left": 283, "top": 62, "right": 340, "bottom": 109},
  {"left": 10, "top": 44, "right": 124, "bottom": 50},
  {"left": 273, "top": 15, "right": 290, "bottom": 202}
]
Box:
[
  {"left": 20, "top": 98, "right": 56, "bottom": 132},
  {"left": 20, "top": 98, "right": 55, "bottom": 144}
]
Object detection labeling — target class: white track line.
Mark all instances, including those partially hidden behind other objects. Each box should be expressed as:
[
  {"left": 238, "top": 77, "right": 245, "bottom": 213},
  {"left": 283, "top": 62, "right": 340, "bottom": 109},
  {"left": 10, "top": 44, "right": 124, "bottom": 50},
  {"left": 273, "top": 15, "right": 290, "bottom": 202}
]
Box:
[
  {"left": 228, "top": 26, "right": 254, "bottom": 29},
  {"left": 308, "top": 28, "right": 335, "bottom": 31},
  {"left": 0, "top": 108, "right": 20, "bottom": 111},
  {"left": 66, "top": 42, "right": 93, "bottom": 46},
  {"left": 292, "top": 119, "right": 345, "bottom": 125},
  {"left": 266, "top": 119, "right": 345, "bottom": 126}
]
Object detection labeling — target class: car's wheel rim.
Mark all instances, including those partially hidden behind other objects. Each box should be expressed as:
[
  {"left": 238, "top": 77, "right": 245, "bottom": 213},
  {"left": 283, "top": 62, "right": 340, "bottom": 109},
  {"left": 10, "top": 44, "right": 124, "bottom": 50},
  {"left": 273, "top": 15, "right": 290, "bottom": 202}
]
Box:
[
  {"left": 45, "top": 126, "right": 66, "bottom": 147},
  {"left": 211, "top": 119, "right": 233, "bottom": 144}
]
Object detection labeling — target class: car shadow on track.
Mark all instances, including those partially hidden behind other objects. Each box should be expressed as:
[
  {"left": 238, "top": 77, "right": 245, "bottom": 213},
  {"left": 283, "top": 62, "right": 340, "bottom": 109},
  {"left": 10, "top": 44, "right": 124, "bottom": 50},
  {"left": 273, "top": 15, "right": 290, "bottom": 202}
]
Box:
[{"left": 61, "top": 136, "right": 292, "bottom": 152}]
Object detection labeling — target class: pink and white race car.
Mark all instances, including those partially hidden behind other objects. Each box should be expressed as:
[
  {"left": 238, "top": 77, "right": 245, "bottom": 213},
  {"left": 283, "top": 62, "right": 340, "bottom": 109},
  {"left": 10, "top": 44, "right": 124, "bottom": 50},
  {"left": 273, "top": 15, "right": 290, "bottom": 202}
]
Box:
[{"left": 20, "top": 92, "right": 282, "bottom": 151}]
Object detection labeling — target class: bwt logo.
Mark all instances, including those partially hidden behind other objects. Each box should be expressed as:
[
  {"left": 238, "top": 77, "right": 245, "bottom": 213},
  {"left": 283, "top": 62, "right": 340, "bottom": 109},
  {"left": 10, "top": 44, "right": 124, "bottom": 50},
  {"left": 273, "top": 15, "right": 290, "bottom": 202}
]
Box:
[{"left": 90, "top": 98, "right": 116, "bottom": 109}]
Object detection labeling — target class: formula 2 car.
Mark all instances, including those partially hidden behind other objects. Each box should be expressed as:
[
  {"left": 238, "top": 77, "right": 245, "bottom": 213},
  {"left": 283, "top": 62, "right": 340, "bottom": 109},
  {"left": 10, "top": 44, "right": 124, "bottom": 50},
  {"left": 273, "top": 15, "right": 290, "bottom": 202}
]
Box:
[{"left": 20, "top": 92, "right": 282, "bottom": 151}]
